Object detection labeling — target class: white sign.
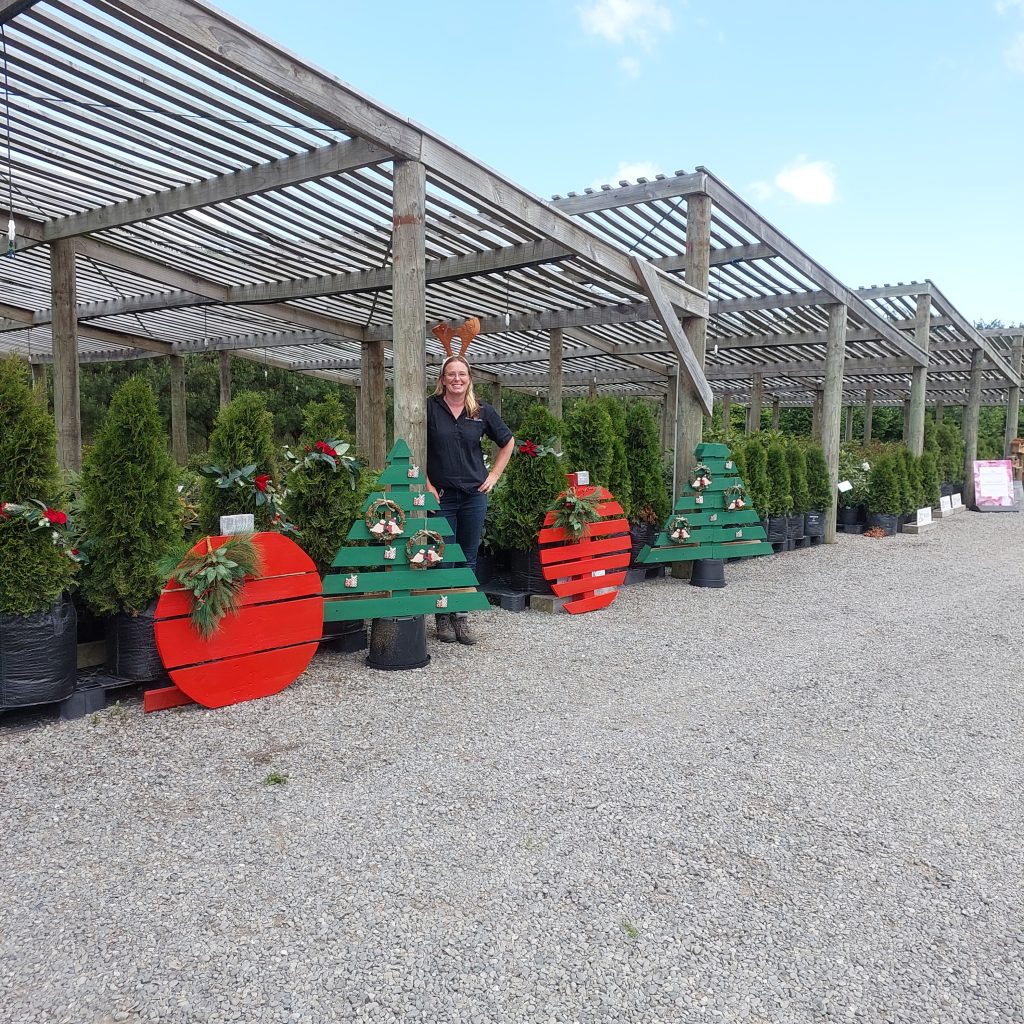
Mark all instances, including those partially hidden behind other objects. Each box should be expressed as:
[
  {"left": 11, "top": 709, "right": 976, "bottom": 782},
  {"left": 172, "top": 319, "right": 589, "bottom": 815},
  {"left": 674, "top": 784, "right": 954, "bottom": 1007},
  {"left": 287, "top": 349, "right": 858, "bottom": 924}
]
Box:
[
  {"left": 220, "top": 513, "right": 255, "bottom": 535},
  {"left": 916, "top": 506, "right": 933, "bottom": 526},
  {"left": 951, "top": 493, "right": 963, "bottom": 509},
  {"left": 837, "top": 480, "right": 853, "bottom": 493},
  {"left": 940, "top": 495, "right": 952, "bottom": 512},
  {"left": 973, "top": 459, "right": 1016, "bottom": 509}
]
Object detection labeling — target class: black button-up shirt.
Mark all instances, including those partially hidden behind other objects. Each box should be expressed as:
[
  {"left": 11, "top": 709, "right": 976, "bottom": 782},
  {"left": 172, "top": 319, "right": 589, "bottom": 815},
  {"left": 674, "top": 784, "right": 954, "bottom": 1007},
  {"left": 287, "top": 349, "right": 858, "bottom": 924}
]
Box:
[{"left": 426, "top": 394, "right": 513, "bottom": 491}]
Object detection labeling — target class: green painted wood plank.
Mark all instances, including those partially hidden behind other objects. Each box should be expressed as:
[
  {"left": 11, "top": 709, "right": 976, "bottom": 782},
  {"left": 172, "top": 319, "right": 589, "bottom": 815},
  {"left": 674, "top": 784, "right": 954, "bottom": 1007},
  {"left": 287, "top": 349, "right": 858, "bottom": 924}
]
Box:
[
  {"left": 712, "top": 541, "right": 773, "bottom": 559},
  {"left": 323, "top": 591, "right": 489, "bottom": 621},
  {"left": 345, "top": 518, "right": 455, "bottom": 543},
  {"left": 636, "top": 543, "right": 703, "bottom": 565},
  {"left": 378, "top": 465, "right": 424, "bottom": 485},
  {"left": 676, "top": 509, "right": 760, "bottom": 527},
  {"left": 323, "top": 567, "right": 479, "bottom": 594},
  {"left": 330, "top": 541, "right": 468, "bottom": 568},
  {"left": 695, "top": 442, "right": 730, "bottom": 459}
]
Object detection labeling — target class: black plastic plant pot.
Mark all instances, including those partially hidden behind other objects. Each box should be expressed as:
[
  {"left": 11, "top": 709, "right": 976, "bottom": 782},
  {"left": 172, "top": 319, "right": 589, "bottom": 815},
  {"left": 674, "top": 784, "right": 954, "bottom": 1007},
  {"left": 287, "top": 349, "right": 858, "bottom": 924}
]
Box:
[
  {"left": 804, "top": 511, "right": 825, "bottom": 538},
  {"left": 628, "top": 522, "right": 657, "bottom": 565},
  {"left": 766, "top": 517, "right": 787, "bottom": 543},
  {"left": 866, "top": 512, "right": 898, "bottom": 536},
  {"left": 106, "top": 601, "right": 164, "bottom": 681},
  {"left": 690, "top": 558, "right": 726, "bottom": 589},
  {"left": 322, "top": 618, "right": 367, "bottom": 654},
  {"left": 837, "top": 506, "right": 859, "bottom": 527},
  {"left": 0, "top": 596, "right": 77, "bottom": 709},
  {"left": 474, "top": 552, "right": 495, "bottom": 585},
  {"left": 509, "top": 546, "right": 553, "bottom": 595},
  {"left": 366, "top": 615, "right": 430, "bottom": 671},
  {"left": 786, "top": 514, "right": 805, "bottom": 540}
]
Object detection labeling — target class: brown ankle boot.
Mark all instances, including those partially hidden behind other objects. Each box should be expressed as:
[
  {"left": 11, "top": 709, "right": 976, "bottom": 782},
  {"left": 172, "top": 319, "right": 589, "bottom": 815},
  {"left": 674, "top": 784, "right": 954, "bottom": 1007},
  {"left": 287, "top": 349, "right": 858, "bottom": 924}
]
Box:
[
  {"left": 435, "top": 613, "right": 457, "bottom": 642},
  {"left": 452, "top": 614, "right": 477, "bottom": 645}
]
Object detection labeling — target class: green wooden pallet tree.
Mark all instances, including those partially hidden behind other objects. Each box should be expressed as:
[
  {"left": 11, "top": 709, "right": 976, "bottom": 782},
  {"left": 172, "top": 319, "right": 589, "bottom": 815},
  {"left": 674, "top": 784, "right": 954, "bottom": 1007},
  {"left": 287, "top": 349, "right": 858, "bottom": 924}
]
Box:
[
  {"left": 636, "top": 441, "right": 772, "bottom": 566},
  {"left": 322, "top": 439, "right": 490, "bottom": 622}
]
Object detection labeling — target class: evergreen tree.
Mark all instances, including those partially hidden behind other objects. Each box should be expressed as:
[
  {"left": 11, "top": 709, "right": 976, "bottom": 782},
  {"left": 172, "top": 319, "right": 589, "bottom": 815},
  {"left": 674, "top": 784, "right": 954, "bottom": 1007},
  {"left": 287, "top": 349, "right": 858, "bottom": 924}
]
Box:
[
  {"left": 919, "top": 450, "right": 941, "bottom": 508},
  {"left": 786, "top": 439, "right": 811, "bottom": 514},
  {"left": 764, "top": 439, "right": 792, "bottom": 516},
  {"left": 563, "top": 400, "right": 614, "bottom": 487},
  {"left": 80, "top": 377, "right": 182, "bottom": 615},
  {"left": 866, "top": 452, "right": 901, "bottom": 515},
  {"left": 596, "top": 396, "right": 632, "bottom": 516},
  {"left": 623, "top": 402, "right": 668, "bottom": 524},
  {"left": 743, "top": 435, "right": 771, "bottom": 519},
  {"left": 804, "top": 442, "right": 833, "bottom": 512}
]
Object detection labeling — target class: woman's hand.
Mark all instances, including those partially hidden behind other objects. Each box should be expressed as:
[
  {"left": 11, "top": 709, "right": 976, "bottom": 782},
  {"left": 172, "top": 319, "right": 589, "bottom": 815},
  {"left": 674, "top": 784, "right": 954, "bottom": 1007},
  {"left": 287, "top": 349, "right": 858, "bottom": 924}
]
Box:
[
  {"left": 426, "top": 479, "right": 440, "bottom": 501},
  {"left": 477, "top": 472, "right": 500, "bottom": 494}
]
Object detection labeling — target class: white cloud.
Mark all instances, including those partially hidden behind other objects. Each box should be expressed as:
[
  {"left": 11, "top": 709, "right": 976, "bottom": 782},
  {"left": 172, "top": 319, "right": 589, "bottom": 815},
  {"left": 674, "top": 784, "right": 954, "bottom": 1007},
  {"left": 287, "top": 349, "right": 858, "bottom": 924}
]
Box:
[
  {"left": 590, "top": 161, "right": 663, "bottom": 191},
  {"left": 747, "top": 180, "right": 773, "bottom": 202},
  {"left": 1006, "top": 31, "right": 1024, "bottom": 71},
  {"left": 774, "top": 157, "right": 836, "bottom": 205},
  {"left": 995, "top": 0, "right": 1024, "bottom": 13},
  {"left": 619, "top": 55, "right": 642, "bottom": 77},
  {"left": 578, "top": 0, "right": 673, "bottom": 48}
]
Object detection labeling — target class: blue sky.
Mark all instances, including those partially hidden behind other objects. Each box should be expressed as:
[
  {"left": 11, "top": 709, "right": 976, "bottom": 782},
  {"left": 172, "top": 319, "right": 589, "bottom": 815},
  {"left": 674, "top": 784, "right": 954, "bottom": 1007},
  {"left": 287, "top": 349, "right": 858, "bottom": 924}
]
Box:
[{"left": 216, "top": 0, "right": 1024, "bottom": 325}]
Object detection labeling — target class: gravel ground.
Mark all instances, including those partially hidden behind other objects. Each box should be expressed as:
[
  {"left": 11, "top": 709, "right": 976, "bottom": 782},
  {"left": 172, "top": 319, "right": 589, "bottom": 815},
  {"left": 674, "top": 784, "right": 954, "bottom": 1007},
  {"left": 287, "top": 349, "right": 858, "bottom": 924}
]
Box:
[{"left": 1, "top": 510, "right": 1022, "bottom": 1024}]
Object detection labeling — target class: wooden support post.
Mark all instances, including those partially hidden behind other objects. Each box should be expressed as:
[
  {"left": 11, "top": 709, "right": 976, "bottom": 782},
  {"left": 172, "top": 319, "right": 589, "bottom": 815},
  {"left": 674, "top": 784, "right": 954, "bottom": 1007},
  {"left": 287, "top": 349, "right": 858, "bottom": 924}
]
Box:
[
  {"left": 934, "top": 400, "right": 944, "bottom": 423},
  {"left": 863, "top": 387, "right": 874, "bottom": 445},
  {"left": 907, "top": 293, "right": 930, "bottom": 456},
  {"left": 677, "top": 192, "right": 711, "bottom": 498},
  {"left": 963, "top": 347, "right": 983, "bottom": 507},
  {"left": 169, "top": 355, "right": 188, "bottom": 466},
  {"left": 548, "top": 328, "right": 563, "bottom": 419},
  {"left": 747, "top": 372, "right": 763, "bottom": 435},
  {"left": 771, "top": 396, "right": 780, "bottom": 431},
  {"left": 1004, "top": 339, "right": 1023, "bottom": 457},
  {"left": 902, "top": 399, "right": 911, "bottom": 443},
  {"left": 392, "top": 159, "right": 427, "bottom": 467},
  {"left": 361, "top": 336, "right": 387, "bottom": 470},
  {"left": 812, "top": 388, "right": 824, "bottom": 441},
  {"left": 30, "top": 362, "right": 46, "bottom": 397},
  {"left": 218, "top": 350, "right": 232, "bottom": 407},
  {"left": 844, "top": 406, "right": 854, "bottom": 442},
  {"left": 720, "top": 392, "right": 732, "bottom": 438},
  {"left": 587, "top": 377, "right": 597, "bottom": 400},
  {"left": 822, "top": 304, "right": 847, "bottom": 544},
  {"left": 50, "top": 238, "right": 81, "bottom": 472},
  {"left": 662, "top": 371, "right": 678, "bottom": 455},
  {"left": 490, "top": 381, "right": 502, "bottom": 417}
]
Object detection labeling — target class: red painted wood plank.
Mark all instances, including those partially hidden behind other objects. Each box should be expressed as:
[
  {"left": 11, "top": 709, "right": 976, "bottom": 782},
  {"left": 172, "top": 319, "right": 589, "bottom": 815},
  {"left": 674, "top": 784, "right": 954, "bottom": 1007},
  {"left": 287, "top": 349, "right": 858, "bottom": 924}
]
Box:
[
  {"left": 564, "top": 591, "right": 617, "bottom": 614},
  {"left": 543, "top": 550, "right": 631, "bottom": 581},
  {"left": 169, "top": 642, "right": 319, "bottom": 709},
  {"left": 155, "top": 595, "right": 324, "bottom": 669},
  {"left": 157, "top": 571, "right": 321, "bottom": 619},
  {"left": 143, "top": 684, "right": 194, "bottom": 713},
  {"left": 537, "top": 517, "right": 631, "bottom": 544},
  {"left": 551, "top": 570, "right": 627, "bottom": 597},
  {"left": 539, "top": 531, "right": 631, "bottom": 565}
]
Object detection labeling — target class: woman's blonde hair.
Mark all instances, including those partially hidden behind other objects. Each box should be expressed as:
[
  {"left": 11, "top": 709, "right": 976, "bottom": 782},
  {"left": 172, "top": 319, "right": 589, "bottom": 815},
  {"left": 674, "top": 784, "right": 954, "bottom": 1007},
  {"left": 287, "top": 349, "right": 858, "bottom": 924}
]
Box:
[{"left": 433, "top": 355, "right": 480, "bottom": 419}]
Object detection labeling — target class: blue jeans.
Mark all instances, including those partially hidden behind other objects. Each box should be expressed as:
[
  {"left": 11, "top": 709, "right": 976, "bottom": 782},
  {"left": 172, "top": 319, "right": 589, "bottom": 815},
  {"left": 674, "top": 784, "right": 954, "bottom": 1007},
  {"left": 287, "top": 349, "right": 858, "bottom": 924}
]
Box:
[{"left": 437, "top": 487, "right": 488, "bottom": 575}]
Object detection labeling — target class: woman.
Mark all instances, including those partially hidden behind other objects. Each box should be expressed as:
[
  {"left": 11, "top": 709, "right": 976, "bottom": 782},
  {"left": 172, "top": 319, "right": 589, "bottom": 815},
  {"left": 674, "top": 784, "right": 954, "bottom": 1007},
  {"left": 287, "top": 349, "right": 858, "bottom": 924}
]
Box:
[{"left": 426, "top": 355, "right": 515, "bottom": 645}]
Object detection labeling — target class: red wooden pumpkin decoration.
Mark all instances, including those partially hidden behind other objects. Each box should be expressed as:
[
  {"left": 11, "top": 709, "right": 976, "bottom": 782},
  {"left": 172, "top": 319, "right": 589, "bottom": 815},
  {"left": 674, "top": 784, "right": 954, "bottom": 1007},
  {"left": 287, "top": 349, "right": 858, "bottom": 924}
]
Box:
[
  {"left": 538, "top": 485, "right": 631, "bottom": 614},
  {"left": 147, "top": 532, "right": 323, "bottom": 711}
]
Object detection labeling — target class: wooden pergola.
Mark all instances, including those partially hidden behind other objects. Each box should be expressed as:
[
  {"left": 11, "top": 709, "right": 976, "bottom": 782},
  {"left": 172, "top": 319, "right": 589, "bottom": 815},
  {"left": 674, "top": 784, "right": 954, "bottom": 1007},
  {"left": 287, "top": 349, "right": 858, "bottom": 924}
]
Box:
[{"left": 0, "top": 0, "right": 1018, "bottom": 534}]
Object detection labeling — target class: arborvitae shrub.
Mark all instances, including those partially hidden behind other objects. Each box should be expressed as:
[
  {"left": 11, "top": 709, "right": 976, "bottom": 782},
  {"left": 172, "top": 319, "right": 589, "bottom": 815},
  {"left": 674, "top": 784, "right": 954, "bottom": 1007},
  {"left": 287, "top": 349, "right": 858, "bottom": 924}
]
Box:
[
  {"left": 804, "top": 442, "right": 832, "bottom": 512},
  {"left": 765, "top": 439, "right": 792, "bottom": 516},
  {"left": 285, "top": 395, "right": 363, "bottom": 575},
  {"left": 492, "top": 405, "right": 566, "bottom": 551},
  {"left": 935, "top": 422, "right": 964, "bottom": 484},
  {"left": 785, "top": 439, "right": 811, "bottom": 514},
  {"left": 743, "top": 435, "right": 770, "bottom": 519},
  {"left": 200, "top": 393, "right": 279, "bottom": 532},
  {"left": 0, "top": 356, "right": 75, "bottom": 615},
  {"left": 596, "top": 396, "right": 631, "bottom": 517},
  {"left": 80, "top": 377, "right": 182, "bottom": 615},
  {"left": 867, "top": 452, "right": 902, "bottom": 515},
  {"left": 623, "top": 402, "right": 667, "bottom": 524},
  {"left": 895, "top": 446, "right": 917, "bottom": 515},
  {"left": 563, "top": 400, "right": 614, "bottom": 487},
  {"left": 919, "top": 451, "right": 940, "bottom": 509}
]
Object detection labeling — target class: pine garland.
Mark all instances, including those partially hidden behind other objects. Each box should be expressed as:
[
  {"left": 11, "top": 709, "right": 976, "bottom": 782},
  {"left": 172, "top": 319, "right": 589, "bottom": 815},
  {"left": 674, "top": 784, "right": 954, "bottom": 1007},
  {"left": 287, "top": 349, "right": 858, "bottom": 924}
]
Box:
[
  {"left": 158, "top": 533, "right": 262, "bottom": 639},
  {"left": 547, "top": 486, "right": 602, "bottom": 542}
]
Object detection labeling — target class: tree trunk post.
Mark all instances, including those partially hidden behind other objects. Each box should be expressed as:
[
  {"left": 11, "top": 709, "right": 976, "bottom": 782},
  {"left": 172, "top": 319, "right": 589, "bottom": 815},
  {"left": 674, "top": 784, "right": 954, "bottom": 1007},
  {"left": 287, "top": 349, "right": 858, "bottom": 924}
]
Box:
[
  {"left": 218, "top": 350, "right": 232, "bottom": 408},
  {"left": 864, "top": 387, "right": 874, "bottom": 445},
  {"left": 169, "top": 354, "right": 188, "bottom": 466},
  {"left": 1003, "top": 339, "right": 1022, "bottom": 457},
  {"left": 907, "top": 292, "right": 930, "bottom": 456},
  {"left": 548, "top": 328, "right": 563, "bottom": 419},
  {"left": 50, "top": 238, "right": 81, "bottom": 472},
  {"left": 747, "top": 372, "right": 763, "bottom": 435},
  {"left": 963, "top": 347, "right": 984, "bottom": 508},
  {"left": 822, "top": 304, "right": 847, "bottom": 544}
]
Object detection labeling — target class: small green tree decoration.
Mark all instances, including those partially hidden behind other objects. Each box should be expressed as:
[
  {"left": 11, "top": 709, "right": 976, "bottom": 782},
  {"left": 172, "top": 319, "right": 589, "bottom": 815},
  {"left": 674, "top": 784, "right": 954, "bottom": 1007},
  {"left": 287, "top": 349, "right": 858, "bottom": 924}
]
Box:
[
  {"left": 804, "top": 442, "right": 832, "bottom": 513},
  {"left": 284, "top": 395, "right": 361, "bottom": 575},
  {"left": 764, "top": 439, "right": 793, "bottom": 517},
  {"left": 80, "top": 377, "right": 182, "bottom": 616},
  {"left": 563, "top": 400, "right": 613, "bottom": 487},
  {"left": 0, "top": 357, "right": 77, "bottom": 616},
  {"left": 785, "top": 438, "right": 811, "bottom": 515},
  {"left": 200, "top": 393, "right": 281, "bottom": 532},
  {"left": 493, "top": 405, "right": 566, "bottom": 552},
  {"left": 623, "top": 402, "right": 668, "bottom": 525},
  {"left": 596, "top": 396, "right": 631, "bottom": 518}
]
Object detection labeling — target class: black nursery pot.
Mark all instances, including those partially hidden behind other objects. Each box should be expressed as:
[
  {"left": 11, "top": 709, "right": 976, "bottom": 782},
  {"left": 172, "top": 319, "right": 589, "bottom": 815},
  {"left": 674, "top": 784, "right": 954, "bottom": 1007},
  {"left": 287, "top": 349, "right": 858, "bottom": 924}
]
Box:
[
  {"left": 509, "top": 546, "right": 553, "bottom": 595},
  {"left": 866, "top": 512, "right": 898, "bottom": 536},
  {"left": 366, "top": 616, "right": 429, "bottom": 671},
  {"left": 474, "top": 551, "right": 496, "bottom": 585},
  {"left": 629, "top": 522, "right": 657, "bottom": 565},
  {"left": 690, "top": 558, "right": 726, "bottom": 589},
  {"left": 786, "top": 514, "right": 805, "bottom": 540},
  {"left": 106, "top": 601, "right": 164, "bottom": 682},
  {"left": 804, "top": 511, "right": 825, "bottom": 538},
  {"left": 766, "top": 517, "right": 787, "bottom": 544},
  {"left": 837, "top": 506, "right": 859, "bottom": 527},
  {"left": 0, "top": 596, "right": 77, "bottom": 709}
]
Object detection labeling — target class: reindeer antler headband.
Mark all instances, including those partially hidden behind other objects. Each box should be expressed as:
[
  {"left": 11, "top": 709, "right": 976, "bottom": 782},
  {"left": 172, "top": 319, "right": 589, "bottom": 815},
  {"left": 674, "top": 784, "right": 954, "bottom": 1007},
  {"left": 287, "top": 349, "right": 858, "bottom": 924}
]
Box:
[{"left": 431, "top": 316, "right": 481, "bottom": 361}]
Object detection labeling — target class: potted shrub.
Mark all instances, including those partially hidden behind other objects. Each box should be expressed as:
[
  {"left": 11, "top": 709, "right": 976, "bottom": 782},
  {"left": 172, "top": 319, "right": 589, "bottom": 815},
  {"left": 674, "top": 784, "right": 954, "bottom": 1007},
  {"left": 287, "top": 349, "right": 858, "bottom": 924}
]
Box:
[
  {"left": 803, "top": 441, "right": 831, "bottom": 539},
  {"left": 0, "top": 356, "right": 79, "bottom": 708},
  {"left": 563, "top": 400, "right": 613, "bottom": 486},
  {"left": 199, "top": 392, "right": 282, "bottom": 533},
  {"left": 865, "top": 451, "right": 901, "bottom": 535},
  {"left": 935, "top": 422, "right": 964, "bottom": 494},
  {"left": 596, "top": 396, "right": 632, "bottom": 517},
  {"left": 492, "top": 405, "right": 565, "bottom": 593},
  {"left": 837, "top": 444, "right": 869, "bottom": 527},
  {"left": 764, "top": 437, "right": 792, "bottom": 545},
  {"left": 785, "top": 437, "right": 810, "bottom": 542},
  {"left": 80, "top": 377, "right": 183, "bottom": 681},
  {"left": 895, "top": 446, "right": 918, "bottom": 530},
  {"left": 623, "top": 402, "right": 668, "bottom": 564},
  {"left": 743, "top": 434, "right": 771, "bottom": 531},
  {"left": 920, "top": 450, "right": 941, "bottom": 511}
]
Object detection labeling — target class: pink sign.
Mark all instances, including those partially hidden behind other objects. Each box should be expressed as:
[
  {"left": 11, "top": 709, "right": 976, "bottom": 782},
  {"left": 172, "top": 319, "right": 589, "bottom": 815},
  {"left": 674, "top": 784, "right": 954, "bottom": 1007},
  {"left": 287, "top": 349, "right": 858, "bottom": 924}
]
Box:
[{"left": 972, "top": 460, "right": 1016, "bottom": 508}]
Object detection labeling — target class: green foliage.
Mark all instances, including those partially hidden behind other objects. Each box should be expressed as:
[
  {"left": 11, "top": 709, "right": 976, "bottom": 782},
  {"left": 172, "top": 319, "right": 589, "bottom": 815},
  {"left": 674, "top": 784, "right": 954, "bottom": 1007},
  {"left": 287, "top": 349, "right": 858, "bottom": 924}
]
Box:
[
  {"left": 0, "top": 357, "right": 76, "bottom": 616},
  {"left": 866, "top": 451, "right": 902, "bottom": 515},
  {"left": 935, "top": 422, "right": 964, "bottom": 483},
  {"left": 895, "top": 446, "right": 918, "bottom": 515},
  {"left": 623, "top": 402, "right": 667, "bottom": 524},
  {"left": 546, "top": 486, "right": 602, "bottom": 541},
  {"left": 596, "top": 397, "right": 631, "bottom": 517},
  {"left": 742, "top": 435, "right": 770, "bottom": 519},
  {"left": 80, "top": 378, "right": 182, "bottom": 615},
  {"left": 285, "top": 396, "right": 363, "bottom": 575},
  {"left": 492, "top": 405, "right": 566, "bottom": 551},
  {"left": 200, "top": 393, "right": 280, "bottom": 532},
  {"left": 764, "top": 439, "right": 792, "bottom": 516},
  {"left": 804, "top": 442, "right": 832, "bottom": 512},
  {"left": 785, "top": 439, "right": 811, "bottom": 514},
  {"left": 919, "top": 450, "right": 940, "bottom": 509},
  {"left": 563, "top": 400, "right": 614, "bottom": 487},
  {"left": 838, "top": 444, "right": 871, "bottom": 508}
]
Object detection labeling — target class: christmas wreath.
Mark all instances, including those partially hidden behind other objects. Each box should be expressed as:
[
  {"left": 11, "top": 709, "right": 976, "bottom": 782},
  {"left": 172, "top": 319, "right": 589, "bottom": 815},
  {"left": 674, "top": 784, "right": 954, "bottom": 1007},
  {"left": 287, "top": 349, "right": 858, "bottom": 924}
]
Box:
[
  {"left": 365, "top": 497, "right": 405, "bottom": 540},
  {"left": 546, "top": 486, "right": 602, "bottom": 542},
  {"left": 724, "top": 484, "right": 748, "bottom": 511},
  {"left": 667, "top": 515, "right": 692, "bottom": 543},
  {"left": 689, "top": 463, "right": 712, "bottom": 491},
  {"left": 405, "top": 529, "right": 445, "bottom": 569}
]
